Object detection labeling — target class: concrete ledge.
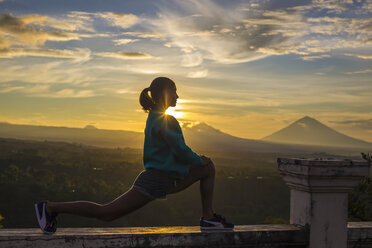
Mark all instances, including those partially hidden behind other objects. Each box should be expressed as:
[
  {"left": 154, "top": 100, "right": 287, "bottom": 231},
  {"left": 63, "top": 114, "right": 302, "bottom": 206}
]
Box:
[
  {"left": 1, "top": 222, "right": 371, "bottom": 247},
  {"left": 348, "top": 222, "right": 372, "bottom": 248},
  {"left": 0, "top": 224, "right": 308, "bottom": 248}
]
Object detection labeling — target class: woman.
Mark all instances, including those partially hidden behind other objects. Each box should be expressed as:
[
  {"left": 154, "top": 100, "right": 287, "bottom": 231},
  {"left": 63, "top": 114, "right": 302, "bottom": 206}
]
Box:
[{"left": 35, "top": 77, "right": 234, "bottom": 234}]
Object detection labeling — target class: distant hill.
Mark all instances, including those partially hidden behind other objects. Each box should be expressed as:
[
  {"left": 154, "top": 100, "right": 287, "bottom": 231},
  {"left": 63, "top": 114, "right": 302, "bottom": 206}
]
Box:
[
  {"left": 262, "top": 116, "right": 372, "bottom": 149},
  {"left": 181, "top": 121, "right": 370, "bottom": 155},
  {"left": 0, "top": 119, "right": 370, "bottom": 156},
  {"left": 0, "top": 122, "right": 144, "bottom": 148}
]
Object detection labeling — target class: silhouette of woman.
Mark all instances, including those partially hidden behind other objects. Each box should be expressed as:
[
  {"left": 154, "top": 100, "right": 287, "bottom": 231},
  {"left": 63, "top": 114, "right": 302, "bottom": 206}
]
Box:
[{"left": 35, "top": 77, "right": 233, "bottom": 234}]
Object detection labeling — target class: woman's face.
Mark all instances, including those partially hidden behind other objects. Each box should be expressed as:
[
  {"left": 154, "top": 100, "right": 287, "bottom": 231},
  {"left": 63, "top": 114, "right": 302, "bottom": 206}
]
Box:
[{"left": 165, "top": 84, "right": 178, "bottom": 108}]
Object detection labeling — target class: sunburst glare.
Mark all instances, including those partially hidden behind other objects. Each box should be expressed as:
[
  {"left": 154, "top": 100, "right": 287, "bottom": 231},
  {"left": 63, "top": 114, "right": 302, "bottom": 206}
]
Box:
[{"left": 166, "top": 101, "right": 184, "bottom": 118}]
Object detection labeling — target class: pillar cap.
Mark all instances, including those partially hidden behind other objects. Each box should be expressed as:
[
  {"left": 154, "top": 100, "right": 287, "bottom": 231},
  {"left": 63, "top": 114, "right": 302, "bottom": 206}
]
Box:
[
  {"left": 277, "top": 157, "right": 370, "bottom": 167},
  {"left": 277, "top": 157, "right": 371, "bottom": 192}
]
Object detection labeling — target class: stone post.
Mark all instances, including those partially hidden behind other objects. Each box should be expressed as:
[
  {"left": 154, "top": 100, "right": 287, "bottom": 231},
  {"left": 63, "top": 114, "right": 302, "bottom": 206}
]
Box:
[{"left": 278, "top": 157, "right": 370, "bottom": 248}]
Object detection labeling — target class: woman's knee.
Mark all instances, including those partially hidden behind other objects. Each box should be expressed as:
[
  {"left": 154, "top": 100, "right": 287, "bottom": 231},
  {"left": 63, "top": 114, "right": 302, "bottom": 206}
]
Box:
[
  {"left": 202, "top": 159, "right": 215, "bottom": 177},
  {"left": 208, "top": 160, "right": 216, "bottom": 175}
]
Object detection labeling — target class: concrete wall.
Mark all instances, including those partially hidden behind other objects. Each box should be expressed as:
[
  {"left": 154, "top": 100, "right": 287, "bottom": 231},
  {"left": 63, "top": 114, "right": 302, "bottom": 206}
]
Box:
[{"left": 0, "top": 223, "right": 371, "bottom": 248}]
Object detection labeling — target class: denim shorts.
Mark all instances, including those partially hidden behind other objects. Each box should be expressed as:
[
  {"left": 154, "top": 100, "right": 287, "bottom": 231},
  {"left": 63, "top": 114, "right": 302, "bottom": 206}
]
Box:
[{"left": 133, "top": 168, "right": 178, "bottom": 200}]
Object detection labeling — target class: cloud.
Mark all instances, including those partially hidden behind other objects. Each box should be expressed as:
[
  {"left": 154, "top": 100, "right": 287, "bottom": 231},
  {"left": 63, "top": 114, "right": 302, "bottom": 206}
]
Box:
[
  {"left": 301, "top": 54, "right": 331, "bottom": 61},
  {"left": 329, "top": 119, "right": 372, "bottom": 130},
  {"left": 121, "top": 31, "right": 166, "bottom": 39},
  {"left": 181, "top": 52, "right": 203, "bottom": 67},
  {"left": 49, "top": 89, "right": 96, "bottom": 98},
  {"left": 0, "top": 60, "right": 96, "bottom": 84},
  {"left": 187, "top": 69, "right": 208, "bottom": 78},
  {"left": 148, "top": 0, "right": 307, "bottom": 64},
  {"left": 297, "top": 122, "right": 307, "bottom": 128},
  {"left": 305, "top": 47, "right": 331, "bottom": 53},
  {"left": 116, "top": 88, "right": 138, "bottom": 94},
  {"left": 0, "top": 83, "right": 49, "bottom": 94},
  {"left": 97, "top": 12, "right": 139, "bottom": 29},
  {"left": 257, "top": 45, "right": 301, "bottom": 55},
  {"left": 309, "top": 0, "right": 353, "bottom": 14},
  {"left": 344, "top": 53, "right": 372, "bottom": 59},
  {"left": 94, "top": 51, "right": 153, "bottom": 59},
  {"left": 345, "top": 69, "right": 372, "bottom": 74},
  {"left": 0, "top": 81, "right": 97, "bottom": 98},
  {"left": 0, "top": 47, "right": 91, "bottom": 62},
  {"left": 59, "top": 11, "right": 95, "bottom": 32},
  {"left": 113, "top": 38, "right": 139, "bottom": 45},
  {"left": 0, "top": 38, "right": 11, "bottom": 49},
  {"left": 0, "top": 14, "right": 80, "bottom": 47},
  {"left": 134, "top": 0, "right": 372, "bottom": 66},
  {"left": 0, "top": 86, "right": 24, "bottom": 93}
]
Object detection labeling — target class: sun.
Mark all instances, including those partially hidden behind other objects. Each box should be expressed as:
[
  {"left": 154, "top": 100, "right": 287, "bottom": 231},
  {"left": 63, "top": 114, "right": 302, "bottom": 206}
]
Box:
[{"left": 166, "top": 106, "right": 184, "bottom": 119}]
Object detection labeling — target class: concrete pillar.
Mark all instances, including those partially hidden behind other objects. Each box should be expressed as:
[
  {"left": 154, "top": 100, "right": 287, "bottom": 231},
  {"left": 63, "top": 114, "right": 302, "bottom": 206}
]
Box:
[{"left": 278, "top": 157, "right": 370, "bottom": 248}]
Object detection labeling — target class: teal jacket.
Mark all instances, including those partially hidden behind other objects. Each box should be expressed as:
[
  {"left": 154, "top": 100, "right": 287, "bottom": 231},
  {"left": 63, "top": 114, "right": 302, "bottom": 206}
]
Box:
[{"left": 143, "top": 109, "right": 202, "bottom": 179}]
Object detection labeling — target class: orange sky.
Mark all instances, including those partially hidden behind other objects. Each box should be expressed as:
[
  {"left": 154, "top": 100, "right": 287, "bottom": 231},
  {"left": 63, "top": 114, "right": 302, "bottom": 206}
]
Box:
[{"left": 0, "top": 0, "right": 371, "bottom": 142}]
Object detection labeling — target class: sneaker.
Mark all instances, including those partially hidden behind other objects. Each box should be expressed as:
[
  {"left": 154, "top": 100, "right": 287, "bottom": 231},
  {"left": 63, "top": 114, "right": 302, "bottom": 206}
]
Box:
[
  {"left": 200, "top": 213, "right": 234, "bottom": 230},
  {"left": 34, "top": 201, "right": 58, "bottom": 234}
]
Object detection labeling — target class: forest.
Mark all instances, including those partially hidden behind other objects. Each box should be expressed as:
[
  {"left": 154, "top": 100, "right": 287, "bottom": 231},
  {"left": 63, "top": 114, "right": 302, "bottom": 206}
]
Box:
[{"left": 0, "top": 138, "right": 370, "bottom": 228}]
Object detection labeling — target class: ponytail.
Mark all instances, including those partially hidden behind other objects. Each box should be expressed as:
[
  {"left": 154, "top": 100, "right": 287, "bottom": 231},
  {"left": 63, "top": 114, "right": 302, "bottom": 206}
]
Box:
[{"left": 139, "top": 87, "right": 154, "bottom": 112}]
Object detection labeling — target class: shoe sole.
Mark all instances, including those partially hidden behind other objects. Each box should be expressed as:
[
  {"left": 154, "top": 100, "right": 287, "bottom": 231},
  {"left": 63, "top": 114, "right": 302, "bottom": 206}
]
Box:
[{"left": 34, "top": 203, "right": 54, "bottom": 235}]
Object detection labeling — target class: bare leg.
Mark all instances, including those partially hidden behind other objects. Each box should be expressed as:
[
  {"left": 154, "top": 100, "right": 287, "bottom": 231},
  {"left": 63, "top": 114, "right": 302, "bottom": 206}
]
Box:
[
  {"left": 46, "top": 187, "right": 152, "bottom": 221},
  {"left": 200, "top": 162, "right": 215, "bottom": 219},
  {"left": 167, "top": 161, "right": 215, "bottom": 219}
]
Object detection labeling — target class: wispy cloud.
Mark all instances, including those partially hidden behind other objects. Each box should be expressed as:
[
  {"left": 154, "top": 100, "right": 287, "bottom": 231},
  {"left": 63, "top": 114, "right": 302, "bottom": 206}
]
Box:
[
  {"left": 0, "top": 60, "right": 96, "bottom": 84},
  {"left": 0, "top": 81, "right": 97, "bottom": 98},
  {"left": 97, "top": 12, "right": 140, "bottom": 29},
  {"left": 0, "top": 11, "right": 141, "bottom": 61},
  {"left": 0, "top": 48, "right": 91, "bottom": 62},
  {"left": 46, "top": 89, "right": 97, "bottom": 98},
  {"left": 181, "top": 52, "right": 203, "bottom": 67},
  {"left": 148, "top": 0, "right": 304, "bottom": 64},
  {"left": 0, "top": 86, "right": 24, "bottom": 93},
  {"left": 133, "top": 0, "right": 372, "bottom": 67},
  {"left": 329, "top": 119, "right": 372, "bottom": 130},
  {"left": 94, "top": 51, "right": 153, "bottom": 59},
  {"left": 345, "top": 69, "right": 372, "bottom": 74},
  {"left": 113, "top": 38, "right": 139, "bottom": 46},
  {"left": 344, "top": 53, "right": 372, "bottom": 60},
  {"left": 301, "top": 54, "right": 331, "bottom": 61},
  {"left": 187, "top": 69, "right": 208, "bottom": 78},
  {"left": 20, "top": 12, "right": 95, "bottom": 32}
]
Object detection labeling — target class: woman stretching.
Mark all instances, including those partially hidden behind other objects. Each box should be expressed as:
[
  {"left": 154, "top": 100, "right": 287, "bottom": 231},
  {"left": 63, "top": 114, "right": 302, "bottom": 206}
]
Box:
[{"left": 35, "top": 77, "right": 234, "bottom": 234}]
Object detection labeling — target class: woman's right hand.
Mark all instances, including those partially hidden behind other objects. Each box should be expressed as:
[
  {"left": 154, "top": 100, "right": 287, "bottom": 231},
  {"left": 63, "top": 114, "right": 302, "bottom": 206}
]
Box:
[{"left": 200, "top": 155, "right": 212, "bottom": 166}]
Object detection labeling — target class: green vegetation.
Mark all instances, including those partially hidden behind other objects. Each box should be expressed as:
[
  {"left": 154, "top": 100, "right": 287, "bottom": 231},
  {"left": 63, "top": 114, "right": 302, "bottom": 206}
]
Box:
[
  {"left": 348, "top": 153, "right": 372, "bottom": 221},
  {"left": 361, "top": 152, "right": 372, "bottom": 163},
  {"left": 0, "top": 138, "right": 369, "bottom": 228}
]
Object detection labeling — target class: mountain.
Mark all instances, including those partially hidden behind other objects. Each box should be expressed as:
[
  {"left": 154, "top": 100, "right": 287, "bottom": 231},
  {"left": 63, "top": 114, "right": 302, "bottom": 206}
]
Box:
[
  {"left": 182, "top": 121, "right": 372, "bottom": 155},
  {"left": 262, "top": 116, "right": 372, "bottom": 148},
  {"left": 0, "top": 122, "right": 143, "bottom": 148},
  {"left": 0, "top": 118, "right": 370, "bottom": 156},
  {"left": 0, "top": 121, "right": 298, "bottom": 153}
]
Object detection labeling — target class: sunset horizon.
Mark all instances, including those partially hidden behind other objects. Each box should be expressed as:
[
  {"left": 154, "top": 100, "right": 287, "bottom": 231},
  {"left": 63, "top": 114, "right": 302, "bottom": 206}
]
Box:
[{"left": 0, "top": 0, "right": 371, "bottom": 142}]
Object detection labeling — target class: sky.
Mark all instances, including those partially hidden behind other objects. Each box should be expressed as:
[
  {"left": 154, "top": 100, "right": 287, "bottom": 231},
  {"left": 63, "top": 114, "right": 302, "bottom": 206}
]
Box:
[{"left": 0, "top": 0, "right": 371, "bottom": 142}]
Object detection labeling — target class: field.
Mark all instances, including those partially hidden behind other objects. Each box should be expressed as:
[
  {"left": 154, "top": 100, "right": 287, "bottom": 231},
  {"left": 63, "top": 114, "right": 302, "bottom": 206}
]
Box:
[{"left": 0, "top": 138, "right": 368, "bottom": 228}]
